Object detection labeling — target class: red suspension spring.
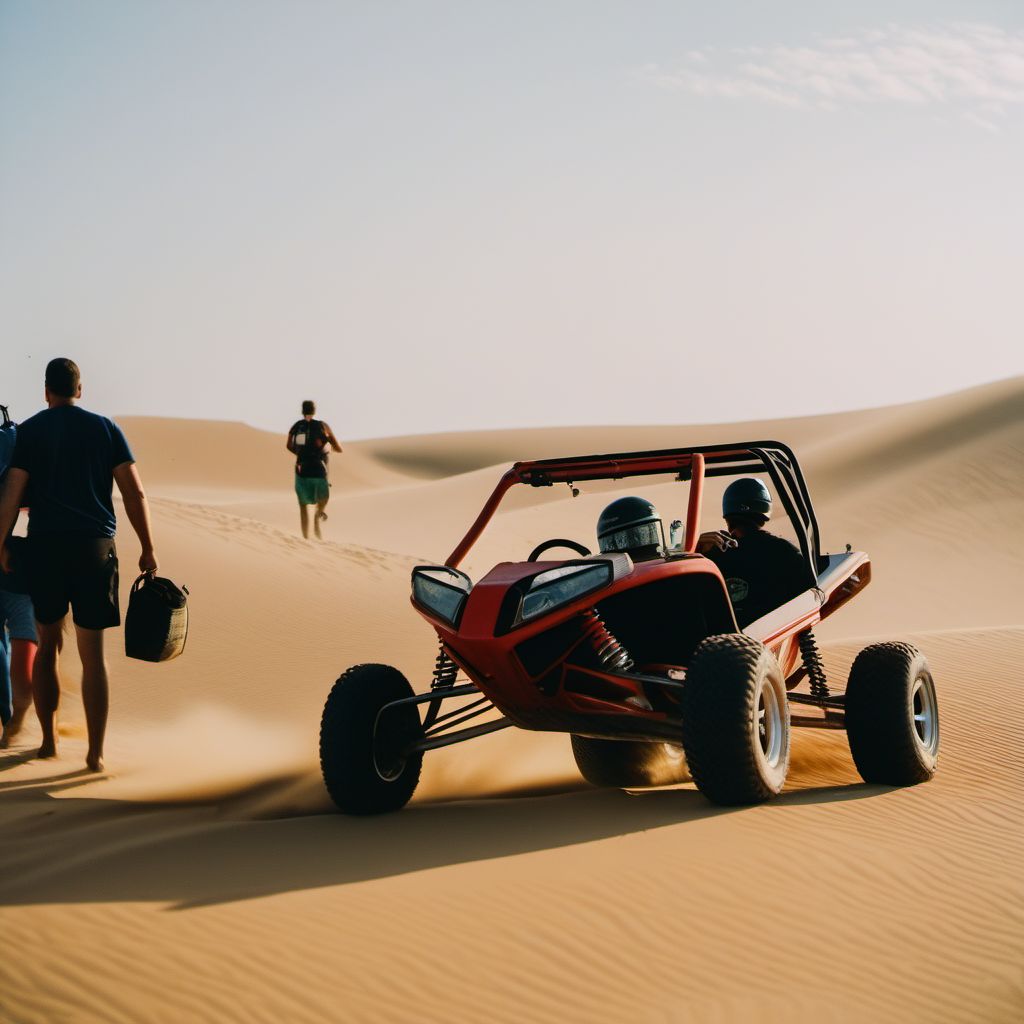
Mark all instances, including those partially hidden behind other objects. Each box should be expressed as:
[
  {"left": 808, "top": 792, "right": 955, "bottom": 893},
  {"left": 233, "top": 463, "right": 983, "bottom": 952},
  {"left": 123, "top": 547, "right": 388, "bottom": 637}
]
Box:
[{"left": 580, "top": 609, "right": 634, "bottom": 672}]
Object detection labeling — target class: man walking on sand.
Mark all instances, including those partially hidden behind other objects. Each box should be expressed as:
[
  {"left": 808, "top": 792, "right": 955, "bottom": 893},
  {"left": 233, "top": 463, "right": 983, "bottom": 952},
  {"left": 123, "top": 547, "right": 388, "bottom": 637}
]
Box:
[
  {"left": 0, "top": 358, "right": 158, "bottom": 772},
  {"left": 286, "top": 400, "right": 342, "bottom": 540}
]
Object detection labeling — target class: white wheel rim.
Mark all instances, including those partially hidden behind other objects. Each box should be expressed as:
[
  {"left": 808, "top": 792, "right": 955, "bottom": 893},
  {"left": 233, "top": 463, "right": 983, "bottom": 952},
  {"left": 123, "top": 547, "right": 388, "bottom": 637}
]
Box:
[
  {"left": 911, "top": 674, "right": 939, "bottom": 756},
  {"left": 757, "top": 678, "right": 784, "bottom": 769},
  {"left": 661, "top": 743, "right": 686, "bottom": 764}
]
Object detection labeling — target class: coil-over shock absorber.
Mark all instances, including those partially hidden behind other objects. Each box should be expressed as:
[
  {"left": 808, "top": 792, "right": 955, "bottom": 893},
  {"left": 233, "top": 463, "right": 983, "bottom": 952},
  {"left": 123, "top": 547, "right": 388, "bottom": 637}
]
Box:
[
  {"left": 431, "top": 642, "right": 459, "bottom": 689},
  {"left": 422, "top": 642, "right": 461, "bottom": 730},
  {"left": 798, "top": 630, "right": 830, "bottom": 701},
  {"left": 580, "top": 609, "right": 634, "bottom": 672}
]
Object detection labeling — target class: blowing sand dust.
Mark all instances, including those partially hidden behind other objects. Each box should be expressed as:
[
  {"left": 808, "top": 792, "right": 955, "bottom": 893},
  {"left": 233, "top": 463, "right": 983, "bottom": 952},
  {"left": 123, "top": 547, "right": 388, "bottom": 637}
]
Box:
[{"left": 1, "top": 378, "right": 1022, "bottom": 1023}]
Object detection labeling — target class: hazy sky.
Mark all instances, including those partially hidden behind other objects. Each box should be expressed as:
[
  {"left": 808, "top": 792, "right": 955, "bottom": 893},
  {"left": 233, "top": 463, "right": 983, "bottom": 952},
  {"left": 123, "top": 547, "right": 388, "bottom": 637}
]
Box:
[{"left": 2, "top": 1, "right": 1022, "bottom": 438}]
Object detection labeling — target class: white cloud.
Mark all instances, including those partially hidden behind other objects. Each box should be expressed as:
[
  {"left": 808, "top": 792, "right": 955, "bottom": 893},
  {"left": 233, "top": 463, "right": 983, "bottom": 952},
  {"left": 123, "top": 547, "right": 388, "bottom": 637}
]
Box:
[{"left": 643, "top": 23, "right": 1024, "bottom": 128}]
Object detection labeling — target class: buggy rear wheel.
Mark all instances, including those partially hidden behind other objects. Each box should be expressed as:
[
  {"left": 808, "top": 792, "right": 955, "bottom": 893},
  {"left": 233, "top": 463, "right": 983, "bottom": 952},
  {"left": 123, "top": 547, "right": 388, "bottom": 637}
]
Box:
[
  {"left": 845, "top": 642, "right": 939, "bottom": 786},
  {"left": 571, "top": 736, "right": 688, "bottom": 788},
  {"left": 680, "top": 634, "right": 790, "bottom": 805},
  {"left": 319, "top": 663, "right": 423, "bottom": 815}
]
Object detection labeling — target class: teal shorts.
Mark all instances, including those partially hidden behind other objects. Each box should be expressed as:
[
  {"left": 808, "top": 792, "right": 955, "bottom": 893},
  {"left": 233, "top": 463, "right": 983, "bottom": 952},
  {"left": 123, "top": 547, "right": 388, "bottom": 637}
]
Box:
[{"left": 295, "top": 476, "right": 330, "bottom": 505}]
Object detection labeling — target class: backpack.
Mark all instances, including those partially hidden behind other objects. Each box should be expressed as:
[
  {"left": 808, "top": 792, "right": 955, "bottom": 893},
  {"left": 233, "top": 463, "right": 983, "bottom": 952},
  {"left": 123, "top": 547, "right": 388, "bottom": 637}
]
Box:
[
  {"left": 125, "top": 572, "right": 189, "bottom": 662},
  {"left": 291, "top": 419, "right": 328, "bottom": 477}
]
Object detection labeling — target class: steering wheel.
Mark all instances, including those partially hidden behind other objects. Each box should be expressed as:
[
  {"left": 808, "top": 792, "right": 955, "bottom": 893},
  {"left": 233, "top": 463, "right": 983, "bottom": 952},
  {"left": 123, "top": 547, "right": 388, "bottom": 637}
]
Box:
[{"left": 527, "top": 538, "right": 592, "bottom": 562}]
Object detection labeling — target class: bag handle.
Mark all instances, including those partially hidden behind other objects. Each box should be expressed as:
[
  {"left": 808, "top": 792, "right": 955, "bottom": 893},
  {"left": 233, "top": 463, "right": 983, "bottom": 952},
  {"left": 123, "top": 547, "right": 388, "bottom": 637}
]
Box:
[
  {"left": 0, "top": 405, "right": 11, "bottom": 429},
  {"left": 130, "top": 570, "right": 155, "bottom": 595},
  {"left": 131, "top": 571, "right": 188, "bottom": 598}
]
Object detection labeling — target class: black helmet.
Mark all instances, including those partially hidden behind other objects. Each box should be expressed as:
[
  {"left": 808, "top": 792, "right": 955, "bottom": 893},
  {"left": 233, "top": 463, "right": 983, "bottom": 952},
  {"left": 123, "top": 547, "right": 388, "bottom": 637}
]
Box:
[
  {"left": 722, "top": 477, "right": 772, "bottom": 520},
  {"left": 597, "top": 496, "right": 664, "bottom": 557}
]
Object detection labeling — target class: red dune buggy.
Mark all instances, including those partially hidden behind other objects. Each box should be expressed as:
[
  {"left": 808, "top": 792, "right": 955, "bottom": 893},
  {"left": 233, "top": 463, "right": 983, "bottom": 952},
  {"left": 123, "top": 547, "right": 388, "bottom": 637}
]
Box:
[{"left": 319, "top": 442, "right": 939, "bottom": 814}]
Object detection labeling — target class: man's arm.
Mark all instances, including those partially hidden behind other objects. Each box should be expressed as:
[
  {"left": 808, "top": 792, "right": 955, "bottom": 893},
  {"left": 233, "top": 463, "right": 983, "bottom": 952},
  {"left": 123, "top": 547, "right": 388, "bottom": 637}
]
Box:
[
  {"left": 113, "top": 462, "right": 158, "bottom": 572},
  {"left": 0, "top": 468, "right": 28, "bottom": 574},
  {"left": 323, "top": 423, "right": 343, "bottom": 453},
  {"left": 697, "top": 530, "right": 737, "bottom": 554},
  {"left": 285, "top": 430, "right": 297, "bottom": 454}
]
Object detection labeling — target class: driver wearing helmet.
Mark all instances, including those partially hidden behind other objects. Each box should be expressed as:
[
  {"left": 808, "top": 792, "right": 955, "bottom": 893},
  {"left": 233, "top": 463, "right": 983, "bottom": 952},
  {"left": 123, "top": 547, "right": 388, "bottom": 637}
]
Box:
[
  {"left": 596, "top": 496, "right": 666, "bottom": 563},
  {"left": 697, "top": 478, "right": 816, "bottom": 627}
]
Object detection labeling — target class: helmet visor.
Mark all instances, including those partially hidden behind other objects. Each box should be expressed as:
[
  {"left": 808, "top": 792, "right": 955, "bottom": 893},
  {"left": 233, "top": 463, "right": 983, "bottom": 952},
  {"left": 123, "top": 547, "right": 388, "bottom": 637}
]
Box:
[{"left": 599, "top": 521, "right": 663, "bottom": 554}]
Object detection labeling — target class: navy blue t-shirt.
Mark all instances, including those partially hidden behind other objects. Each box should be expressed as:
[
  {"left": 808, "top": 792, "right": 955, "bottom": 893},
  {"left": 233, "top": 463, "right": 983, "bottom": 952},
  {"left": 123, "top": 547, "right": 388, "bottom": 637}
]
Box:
[{"left": 11, "top": 406, "right": 134, "bottom": 538}]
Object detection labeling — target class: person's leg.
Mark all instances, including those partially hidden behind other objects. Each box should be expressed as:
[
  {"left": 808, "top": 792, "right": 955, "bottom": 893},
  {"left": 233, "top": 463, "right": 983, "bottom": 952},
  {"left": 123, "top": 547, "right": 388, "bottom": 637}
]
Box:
[
  {"left": 75, "top": 625, "right": 108, "bottom": 772},
  {"left": 4, "top": 592, "right": 38, "bottom": 739},
  {"left": 313, "top": 479, "right": 329, "bottom": 538},
  {"left": 33, "top": 619, "right": 64, "bottom": 758},
  {"left": 0, "top": 623, "right": 11, "bottom": 736},
  {"left": 295, "top": 477, "right": 312, "bottom": 538},
  {"left": 4, "top": 638, "right": 37, "bottom": 740},
  {"left": 66, "top": 537, "right": 119, "bottom": 771}
]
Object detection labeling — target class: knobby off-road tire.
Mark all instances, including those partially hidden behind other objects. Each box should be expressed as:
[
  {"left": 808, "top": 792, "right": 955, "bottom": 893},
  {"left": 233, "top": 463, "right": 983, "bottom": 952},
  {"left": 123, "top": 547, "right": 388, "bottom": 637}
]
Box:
[
  {"left": 570, "top": 736, "right": 688, "bottom": 788},
  {"left": 680, "top": 634, "right": 790, "bottom": 805},
  {"left": 319, "top": 663, "right": 423, "bottom": 815},
  {"left": 845, "top": 642, "right": 939, "bottom": 786}
]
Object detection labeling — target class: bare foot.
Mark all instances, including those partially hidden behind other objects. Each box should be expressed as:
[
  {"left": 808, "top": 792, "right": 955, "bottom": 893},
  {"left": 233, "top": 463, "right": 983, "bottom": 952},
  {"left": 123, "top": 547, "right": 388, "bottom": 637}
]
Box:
[
  {"left": 86, "top": 752, "right": 104, "bottom": 772},
  {"left": 37, "top": 740, "right": 57, "bottom": 759}
]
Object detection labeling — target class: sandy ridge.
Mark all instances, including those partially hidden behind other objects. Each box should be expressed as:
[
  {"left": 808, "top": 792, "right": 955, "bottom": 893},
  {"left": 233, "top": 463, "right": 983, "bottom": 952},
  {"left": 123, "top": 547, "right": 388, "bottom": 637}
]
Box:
[
  {"left": 1, "top": 628, "right": 1020, "bottom": 1023},
  {"left": 1, "top": 381, "right": 1022, "bottom": 1023}
]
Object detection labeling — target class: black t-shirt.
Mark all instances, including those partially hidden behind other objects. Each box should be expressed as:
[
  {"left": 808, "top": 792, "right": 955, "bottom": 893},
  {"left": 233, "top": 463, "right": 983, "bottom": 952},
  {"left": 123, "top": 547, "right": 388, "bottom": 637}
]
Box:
[
  {"left": 288, "top": 419, "right": 329, "bottom": 479},
  {"left": 707, "top": 529, "right": 816, "bottom": 628},
  {"left": 11, "top": 406, "right": 134, "bottom": 538}
]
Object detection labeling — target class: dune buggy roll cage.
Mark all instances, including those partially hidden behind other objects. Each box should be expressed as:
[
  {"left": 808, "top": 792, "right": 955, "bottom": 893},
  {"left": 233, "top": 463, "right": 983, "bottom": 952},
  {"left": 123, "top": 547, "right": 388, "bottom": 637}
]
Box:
[{"left": 446, "top": 441, "right": 824, "bottom": 577}]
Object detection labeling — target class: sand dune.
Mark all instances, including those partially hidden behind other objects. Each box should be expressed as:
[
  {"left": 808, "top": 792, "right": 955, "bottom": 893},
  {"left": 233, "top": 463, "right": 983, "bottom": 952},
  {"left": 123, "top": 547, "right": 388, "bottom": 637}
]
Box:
[{"left": 1, "top": 379, "right": 1022, "bottom": 1023}]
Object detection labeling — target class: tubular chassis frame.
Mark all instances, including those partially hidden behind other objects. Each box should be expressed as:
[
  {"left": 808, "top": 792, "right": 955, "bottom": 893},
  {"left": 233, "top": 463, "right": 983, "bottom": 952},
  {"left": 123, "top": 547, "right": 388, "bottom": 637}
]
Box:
[{"left": 389, "top": 442, "right": 866, "bottom": 757}]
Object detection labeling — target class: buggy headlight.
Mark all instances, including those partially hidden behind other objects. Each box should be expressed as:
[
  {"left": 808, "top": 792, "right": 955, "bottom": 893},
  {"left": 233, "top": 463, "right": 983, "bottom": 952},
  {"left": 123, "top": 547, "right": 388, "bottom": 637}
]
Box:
[
  {"left": 412, "top": 566, "right": 472, "bottom": 627},
  {"left": 517, "top": 562, "right": 612, "bottom": 625}
]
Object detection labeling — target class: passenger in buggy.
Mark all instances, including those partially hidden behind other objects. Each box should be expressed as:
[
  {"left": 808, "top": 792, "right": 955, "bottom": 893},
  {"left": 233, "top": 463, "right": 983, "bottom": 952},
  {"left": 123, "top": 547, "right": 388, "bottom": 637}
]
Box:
[
  {"left": 697, "top": 478, "right": 816, "bottom": 628},
  {"left": 593, "top": 481, "right": 815, "bottom": 628}
]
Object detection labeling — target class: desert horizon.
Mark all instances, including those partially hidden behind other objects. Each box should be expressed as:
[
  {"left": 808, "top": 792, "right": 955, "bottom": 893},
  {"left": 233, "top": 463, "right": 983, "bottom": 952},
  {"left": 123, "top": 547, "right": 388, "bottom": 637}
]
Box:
[{"left": 1, "top": 376, "right": 1021, "bottom": 1022}]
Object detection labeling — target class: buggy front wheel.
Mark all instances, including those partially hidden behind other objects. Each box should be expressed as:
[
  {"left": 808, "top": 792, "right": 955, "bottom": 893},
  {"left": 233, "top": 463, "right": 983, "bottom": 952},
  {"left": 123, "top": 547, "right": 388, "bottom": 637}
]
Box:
[
  {"left": 680, "top": 634, "right": 790, "bottom": 805},
  {"left": 319, "top": 663, "right": 423, "bottom": 814}
]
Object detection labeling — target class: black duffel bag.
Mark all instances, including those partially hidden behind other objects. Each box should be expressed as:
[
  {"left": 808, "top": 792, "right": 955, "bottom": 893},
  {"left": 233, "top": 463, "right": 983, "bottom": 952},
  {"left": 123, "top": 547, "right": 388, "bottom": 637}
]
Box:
[{"left": 125, "top": 572, "right": 189, "bottom": 663}]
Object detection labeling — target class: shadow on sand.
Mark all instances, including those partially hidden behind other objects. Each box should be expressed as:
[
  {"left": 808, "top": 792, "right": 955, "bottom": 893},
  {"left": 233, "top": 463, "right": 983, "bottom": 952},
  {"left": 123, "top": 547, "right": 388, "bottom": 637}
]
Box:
[{"left": 0, "top": 763, "right": 881, "bottom": 911}]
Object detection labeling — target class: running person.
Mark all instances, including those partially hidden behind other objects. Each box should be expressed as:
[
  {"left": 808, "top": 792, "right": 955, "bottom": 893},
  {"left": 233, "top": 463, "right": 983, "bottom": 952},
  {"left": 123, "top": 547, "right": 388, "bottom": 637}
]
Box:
[
  {"left": 0, "top": 359, "right": 158, "bottom": 771},
  {"left": 286, "top": 400, "right": 343, "bottom": 540}
]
